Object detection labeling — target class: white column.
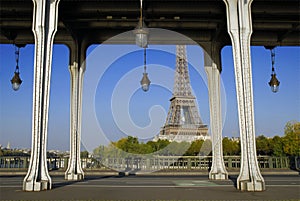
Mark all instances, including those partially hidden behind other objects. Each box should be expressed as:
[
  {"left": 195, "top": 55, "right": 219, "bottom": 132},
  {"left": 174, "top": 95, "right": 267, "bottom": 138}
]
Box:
[
  {"left": 223, "top": 0, "right": 265, "bottom": 191},
  {"left": 23, "top": 0, "right": 60, "bottom": 191},
  {"left": 65, "top": 39, "right": 86, "bottom": 180},
  {"left": 204, "top": 51, "right": 228, "bottom": 180}
]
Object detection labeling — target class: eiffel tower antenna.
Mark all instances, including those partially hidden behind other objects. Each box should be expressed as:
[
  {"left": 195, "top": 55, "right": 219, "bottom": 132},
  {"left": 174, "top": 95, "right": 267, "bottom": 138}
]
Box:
[{"left": 157, "top": 45, "right": 208, "bottom": 142}]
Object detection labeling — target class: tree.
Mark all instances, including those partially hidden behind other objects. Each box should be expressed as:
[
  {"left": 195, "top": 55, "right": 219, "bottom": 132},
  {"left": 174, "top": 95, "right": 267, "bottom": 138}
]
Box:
[
  {"left": 137, "top": 142, "right": 153, "bottom": 154},
  {"left": 270, "top": 135, "right": 285, "bottom": 156},
  {"left": 164, "top": 141, "right": 190, "bottom": 156},
  {"left": 199, "top": 139, "right": 212, "bottom": 156},
  {"left": 113, "top": 136, "right": 140, "bottom": 154},
  {"left": 256, "top": 135, "right": 271, "bottom": 156},
  {"left": 185, "top": 140, "right": 204, "bottom": 156},
  {"left": 223, "top": 137, "right": 240, "bottom": 156},
  {"left": 282, "top": 121, "right": 300, "bottom": 156},
  {"left": 80, "top": 151, "right": 89, "bottom": 158},
  {"left": 147, "top": 139, "right": 170, "bottom": 153}
]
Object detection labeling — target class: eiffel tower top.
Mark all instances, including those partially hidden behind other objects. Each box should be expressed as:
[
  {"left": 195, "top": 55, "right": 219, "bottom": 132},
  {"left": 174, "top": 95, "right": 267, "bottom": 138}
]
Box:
[{"left": 173, "top": 45, "right": 193, "bottom": 98}]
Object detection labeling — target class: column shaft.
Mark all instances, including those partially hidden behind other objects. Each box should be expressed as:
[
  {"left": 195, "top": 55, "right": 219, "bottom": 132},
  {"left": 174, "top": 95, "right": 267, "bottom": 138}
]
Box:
[
  {"left": 23, "top": 0, "right": 60, "bottom": 191},
  {"left": 204, "top": 51, "right": 228, "bottom": 180},
  {"left": 223, "top": 0, "right": 265, "bottom": 191},
  {"left": 65, "top": 39, "right": 86, "bottom": 180}
]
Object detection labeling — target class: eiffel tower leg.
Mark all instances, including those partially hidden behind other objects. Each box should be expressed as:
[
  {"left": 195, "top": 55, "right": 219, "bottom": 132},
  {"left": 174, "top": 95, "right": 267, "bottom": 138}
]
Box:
[
  {"left": 204, "top": 51, "right": 228, "bottom": 180},
  {"left": 65, "top": 39, "right": 86, "bottom": 180},
  {"left": 223, "top": 0, "right": 265, "bottom": 191},
  {"left": 23, "top": 0, "right": 60, "bottom": 191}
]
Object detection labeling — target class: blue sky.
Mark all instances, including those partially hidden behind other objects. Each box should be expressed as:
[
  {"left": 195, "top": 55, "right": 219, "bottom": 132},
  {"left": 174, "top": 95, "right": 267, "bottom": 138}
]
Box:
[{"left": 0, "top": 42, "right": 299, "bottom": 151}]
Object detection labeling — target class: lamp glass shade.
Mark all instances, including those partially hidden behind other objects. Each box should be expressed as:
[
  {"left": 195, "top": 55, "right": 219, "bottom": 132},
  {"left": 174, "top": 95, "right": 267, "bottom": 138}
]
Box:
[
  {"left": 12, "top": 82, "right": 21, "bottom": 91},
  {"left": 140, "top": 72, "right": 150, "bottom": 92},
  {"left": 11, "top": 72, "right": 22, "bottom": 91},
  {"left": 133, "top": 21, "right": 149, "bottom": 48},
  {"left": 270, "top": 85, "right": 279, "bottom": 93},
  {"left": 268, "top": 73, "right": 280, "bottom": 93}
]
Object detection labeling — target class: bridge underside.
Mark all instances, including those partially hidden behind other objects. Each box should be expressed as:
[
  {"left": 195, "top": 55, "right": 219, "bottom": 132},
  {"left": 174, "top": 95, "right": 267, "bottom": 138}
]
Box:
[{"left": 1, "top": 0, "right": 299, "bottom": 47}]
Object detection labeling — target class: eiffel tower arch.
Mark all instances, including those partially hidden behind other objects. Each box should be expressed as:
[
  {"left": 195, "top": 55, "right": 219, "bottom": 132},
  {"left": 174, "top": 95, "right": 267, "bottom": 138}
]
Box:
[{"left": 157, "top": 45, "right": 208, "bottom": 143}]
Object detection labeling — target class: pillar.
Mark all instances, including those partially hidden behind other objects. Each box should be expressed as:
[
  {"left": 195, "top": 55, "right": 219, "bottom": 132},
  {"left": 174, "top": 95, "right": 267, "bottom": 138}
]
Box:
[
  {"left": 23, "top": 0, "right": 60, "bottom": 191},
  {"left": 204, "top": 46, "right": 228, "bottom": 180},
  {"left": 223, "top": 0, "right": 265, "bottom": 191},
  {"left": 64, "top": 38, "right": 86, "bottom": 180}
]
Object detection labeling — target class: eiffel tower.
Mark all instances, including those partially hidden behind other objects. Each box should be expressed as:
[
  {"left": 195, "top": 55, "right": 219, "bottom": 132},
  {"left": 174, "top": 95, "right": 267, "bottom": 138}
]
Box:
[{"left": 157, "top": 45, "right": 208, "bottom": 142}]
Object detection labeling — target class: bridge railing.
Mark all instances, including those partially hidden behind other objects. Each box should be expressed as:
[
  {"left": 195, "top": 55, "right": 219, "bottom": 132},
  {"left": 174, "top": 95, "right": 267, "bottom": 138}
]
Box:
[{"left": 0, "top": 156, "right": 299, "bottom": 171}]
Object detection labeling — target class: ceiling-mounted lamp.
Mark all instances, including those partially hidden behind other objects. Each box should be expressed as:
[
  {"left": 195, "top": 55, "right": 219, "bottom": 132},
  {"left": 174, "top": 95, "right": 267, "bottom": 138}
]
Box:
[
  {"left": 140, "top": 48, "right": 150, "bottom": 91},
  {"left": 11, "top": 44, "right": 24, "bottom": 91},
  {"left": 266, "top": 47, "right": 280, "bottom": 93},
  {"left": 133, "top": 0, "right": 148, "bottom": 48}
]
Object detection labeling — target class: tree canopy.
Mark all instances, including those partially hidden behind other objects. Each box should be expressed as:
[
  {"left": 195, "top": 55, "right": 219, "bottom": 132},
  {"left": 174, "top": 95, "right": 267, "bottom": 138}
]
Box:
[{"left": 92, "top": 121, "right": 300, "bottom": 158}]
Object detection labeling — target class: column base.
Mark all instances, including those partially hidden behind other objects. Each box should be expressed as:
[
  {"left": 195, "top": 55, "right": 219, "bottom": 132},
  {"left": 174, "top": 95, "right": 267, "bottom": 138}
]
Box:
[
  {"left": 209, "top": 171, "right": 228, "bottom": 180},
  {"left": 23, "top": 180, "right": 51, "bottom": 191},
  {"left": 65, "top": 172, "right": 84, "bottom": 181},
  {"left": 238, "top": 180, "right": 265, "bottom": 191}
]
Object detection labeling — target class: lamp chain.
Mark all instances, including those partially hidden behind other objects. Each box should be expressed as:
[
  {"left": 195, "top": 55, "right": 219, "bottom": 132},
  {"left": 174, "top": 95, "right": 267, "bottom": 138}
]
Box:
[
  {"left": 139, "top": 0, "right": 143, "bottom": 26},
  {"left": 15, "top": 45, "right": 20, "bottom": 73},
  {"left": 144, "top": 47, "right": 147, "bottom": 73},
  {"left": 271, "top": 49, "right": 275, "bottom": 73}
]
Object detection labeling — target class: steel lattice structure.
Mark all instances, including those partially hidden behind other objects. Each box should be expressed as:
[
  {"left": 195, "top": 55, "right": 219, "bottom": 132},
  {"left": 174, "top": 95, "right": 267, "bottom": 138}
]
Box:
[{"left": 158, "top": 45, "right": 208, "bottom": 142}]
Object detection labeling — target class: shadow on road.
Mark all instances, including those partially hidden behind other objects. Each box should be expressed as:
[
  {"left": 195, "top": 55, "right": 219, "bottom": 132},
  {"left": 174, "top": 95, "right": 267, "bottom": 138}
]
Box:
[
  {"left": 52, "top": 173, "right": 128, "bottom": 189},
  {"left": 228, "top": 175, "right": 237, "bottom": 188},
  {"left": 52, "top": 180, "right": 79, "bottom": 188}
]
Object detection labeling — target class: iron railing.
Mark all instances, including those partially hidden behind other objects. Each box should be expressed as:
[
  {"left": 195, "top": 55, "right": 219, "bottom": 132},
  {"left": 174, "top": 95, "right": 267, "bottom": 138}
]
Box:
[{"left": 0, "top": 156, "right": 299, "bottom": 171}]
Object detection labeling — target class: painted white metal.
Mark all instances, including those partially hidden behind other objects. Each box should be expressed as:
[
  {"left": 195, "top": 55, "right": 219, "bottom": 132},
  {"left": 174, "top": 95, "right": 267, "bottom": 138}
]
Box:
[
  {"left": 65, "top": 41, "right": 86, "bottom": 180},
  {"left": 204, "top": 52, "right": 228, "bottom": 180},
  {"left": 23, "top": 0, "right": 60, "bottom": 191},
  {"left": 223, "top": 0, "right": 265, "bottom": 191}
]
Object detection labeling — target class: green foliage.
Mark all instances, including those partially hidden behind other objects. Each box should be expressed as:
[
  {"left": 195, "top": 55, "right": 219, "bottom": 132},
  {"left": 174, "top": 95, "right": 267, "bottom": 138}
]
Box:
[
  {"left": 162, "top": 141, "right": 190, "bottom": 156},
  {"left": 270, "top": 135, "right": 285, "bottom": 156},
  {"left": 0, "top": 149, "right": 29, "bottom": 157},
  {"left": 254, "top": 121, "right": 300, "bottom": 156},
  {"left": 147, "top": 139, "right": 170, "bottom": 152},
  {"left": 222, "top": 137, "right": 240, "bottom": 156},
  {"left": 185, "top": 140, "right": 204, "bottom": 156},
  {"left": 93, "top": 136, "right": 192, "bottom": 158},
  {"left": 112, "top": 136, "right": 153, "bottom": 155},
  {"left": 198, "top": 140, "right": 212, "bottom": 156},
  {"left": 92, "top": 121, "right": 300, "bottom": 158},
  {"left": 80, "top": 151, "right": 89, "bottom": 158},
  {"left": 282, "top": 121, "right": 300, "bottom": 156},
  {"left": 256, "top": 135, "right": 272, "bottom": 155}
]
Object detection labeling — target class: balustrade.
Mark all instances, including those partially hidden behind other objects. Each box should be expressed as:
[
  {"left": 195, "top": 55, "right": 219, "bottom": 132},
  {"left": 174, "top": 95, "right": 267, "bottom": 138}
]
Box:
[{"left": 0, "top": 156, "right": 298, "bottom": 171}]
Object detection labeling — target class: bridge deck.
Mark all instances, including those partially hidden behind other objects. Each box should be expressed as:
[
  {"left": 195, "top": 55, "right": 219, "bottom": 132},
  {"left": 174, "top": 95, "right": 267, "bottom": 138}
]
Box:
[{"left": 0, "top": 175, "right": 299, "bottom": 200}]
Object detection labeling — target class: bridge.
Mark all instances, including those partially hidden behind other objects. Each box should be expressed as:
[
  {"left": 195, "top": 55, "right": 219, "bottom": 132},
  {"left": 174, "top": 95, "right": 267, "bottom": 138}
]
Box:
[
  {"left": 1, "top": 0, "right": 299, "bottom": 47},
  {"left": 0, "top": 0, "right": 299, "bottom": 192}
]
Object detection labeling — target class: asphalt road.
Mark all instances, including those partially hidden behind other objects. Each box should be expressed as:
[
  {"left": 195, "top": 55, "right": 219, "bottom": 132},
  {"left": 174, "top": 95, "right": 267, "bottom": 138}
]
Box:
[{"left": 0, "top": 175, "right": 299, "bottom": 200}]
